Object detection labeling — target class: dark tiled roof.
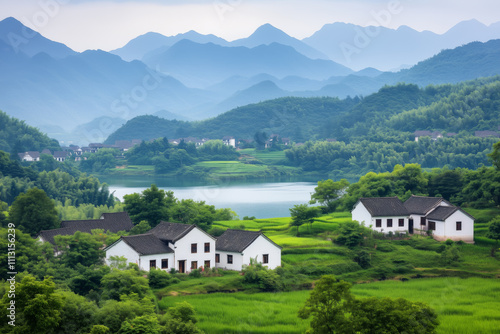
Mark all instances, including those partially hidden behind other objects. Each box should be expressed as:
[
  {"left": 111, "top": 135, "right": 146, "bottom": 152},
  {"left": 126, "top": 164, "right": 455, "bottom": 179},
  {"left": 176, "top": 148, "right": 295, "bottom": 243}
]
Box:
[
  {"left": 357, "top": 197, "right": 409, "bottom": 217},
  {"left": 216, "top": 229, "right": 282, "bottom": 253},
  {"left": 121, "top": 234, "right": 173, "bottom": 255},
  {"left": 404, "top": 196, "right": 445, "bottom": 215},
  {"left": 426, "top": 206, "right": 459, "bottom": 221},
  {"left": 148, "top": 222, "right": 195, "bottom": 243},
  {"left": 40, "top": 212, "right": 134, "bottom": 244}
]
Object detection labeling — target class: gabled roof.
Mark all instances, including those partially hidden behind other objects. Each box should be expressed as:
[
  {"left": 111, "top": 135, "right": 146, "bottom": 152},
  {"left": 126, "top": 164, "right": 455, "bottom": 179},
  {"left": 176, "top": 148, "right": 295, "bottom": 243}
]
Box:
[
  {"left": 39, "top": 212, "right": 134, "bottom": 244},
  {"left": 216, "top": 229, "right": 282, "bottom": 253},
  {"left": 426, "top": 206, "right": 475, "bottom": 221},
  {"left": 148, "top": 222, "right": 196, "bottom": 243},
  {"left": 120, "top": 234, "right": 173, "bottom": 255},
  {"left": 356, "top": 197, "right": 409, "bottom": 217},
  {"left": 404, "top": 196, "right": 448, "bottom": 215}
]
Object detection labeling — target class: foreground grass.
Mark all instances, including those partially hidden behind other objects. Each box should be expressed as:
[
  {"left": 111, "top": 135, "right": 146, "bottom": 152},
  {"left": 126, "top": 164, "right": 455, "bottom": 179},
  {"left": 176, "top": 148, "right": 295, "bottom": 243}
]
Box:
[{"left": 159, "top": 278, "right": 500, "bottom": 334}]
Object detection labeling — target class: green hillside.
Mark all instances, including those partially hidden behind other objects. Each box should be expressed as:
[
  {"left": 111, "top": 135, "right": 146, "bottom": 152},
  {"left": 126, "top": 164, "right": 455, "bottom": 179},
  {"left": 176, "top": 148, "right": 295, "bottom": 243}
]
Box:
[{"left": 0, "top": 110, "right": 60, "bottom": 155}]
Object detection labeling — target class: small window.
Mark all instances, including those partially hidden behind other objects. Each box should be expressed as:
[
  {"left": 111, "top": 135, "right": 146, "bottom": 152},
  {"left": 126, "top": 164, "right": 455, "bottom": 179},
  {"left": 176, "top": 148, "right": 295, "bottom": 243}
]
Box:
[
  {"left": 191, "top": 261, "right": 198, "bottom": 270},
  {"left": 227, "top": 254, "right": 233, "bottom": 264},
  {"left": 150, "top": 260, "right": 156, "bottom": 269},
  {"left": 387, "top": 219, "right": 393, "bottom": 228},
  {"left": 161, "top": 259, "right": 168, "bottom": 269},
  {"left": 204, "top": 242, "right": 210, "bottom": 253},
  {"left": 204, "top": 260, "right": 211, "bottom": 268},
  {"left": 398, "top": 219, "right": 404, "bottom": 227},
  {"left": 376, "top": 219, "right": 382, "bottom": 228},
  {"left": 263, "top": 254, "right": 269, "bottom": 264},
  {"left": 191, "top": 243, "right": 197, "bottom": 253},
  {"left": 215, "top": 253, "right": 220, "bottom": 263},
  {"left": 456, "top": 221, "right": 462, "bottom": 231},
  {"left": 428, "top": 221, "right": 436, "bottom": 231},
  {"left": 420, "top": 217, "right": 426, "bottom": 226}
]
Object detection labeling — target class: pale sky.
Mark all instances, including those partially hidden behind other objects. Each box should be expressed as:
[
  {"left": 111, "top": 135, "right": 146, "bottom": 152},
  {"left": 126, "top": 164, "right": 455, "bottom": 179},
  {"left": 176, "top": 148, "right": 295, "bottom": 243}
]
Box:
[{"left": 1, "top": 0, "right": 500, "bottom": 52}]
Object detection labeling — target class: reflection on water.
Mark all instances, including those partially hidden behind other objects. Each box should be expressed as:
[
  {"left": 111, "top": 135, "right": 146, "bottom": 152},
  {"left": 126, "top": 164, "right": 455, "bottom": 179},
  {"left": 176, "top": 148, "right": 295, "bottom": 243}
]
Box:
[{"left": 105, "top": 177, "right": 318, "bottom": 219}]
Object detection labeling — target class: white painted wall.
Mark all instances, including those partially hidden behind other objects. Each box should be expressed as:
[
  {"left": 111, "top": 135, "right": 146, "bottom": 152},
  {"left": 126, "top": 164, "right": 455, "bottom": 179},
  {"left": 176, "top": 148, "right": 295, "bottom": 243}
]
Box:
[
  {"left": 105, "top": 240, "right": 140, "bottom": 267},
  {"left": 139, "top": 253, "right": 175, "bottom": 271},
  {"left": 430, "top": 210, "right": 474, "bottom": 243},
  {"left": 215, "top": 250, "right": 244, "bottom": 271},
  {"left": 172, "top": 228, "right": 216, "bottom": 272},
  {"left": 242, "top": 235, "right": 281, "bottom": 269},
  {"left": 351, "top": 202, "right": 372, "bottom": 227},
  {"left": 352, "top": 203, "right": 408, "bottom": 234}
]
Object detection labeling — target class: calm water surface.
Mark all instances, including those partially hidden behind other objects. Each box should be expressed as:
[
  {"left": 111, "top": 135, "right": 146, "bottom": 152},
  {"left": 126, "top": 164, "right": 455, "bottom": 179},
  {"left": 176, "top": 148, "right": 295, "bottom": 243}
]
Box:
[{"left": 105, "top": 178, "right": 317, "bottom": 219}]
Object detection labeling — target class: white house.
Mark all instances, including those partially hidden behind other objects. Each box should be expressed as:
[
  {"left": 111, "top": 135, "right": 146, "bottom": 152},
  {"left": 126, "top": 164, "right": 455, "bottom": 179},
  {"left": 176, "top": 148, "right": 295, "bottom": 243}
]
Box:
[
  {"left": 351, "top": 197, "right": 410, "bottom": 234},
  {"left": 215, "top": 229, "right": 282, "bottom": 271},
  {"left": 105, "top": 222, "right": 216, "bottom": 273},
  {"left": 351, "top": 196, "right": 474, "bottom": 243}
]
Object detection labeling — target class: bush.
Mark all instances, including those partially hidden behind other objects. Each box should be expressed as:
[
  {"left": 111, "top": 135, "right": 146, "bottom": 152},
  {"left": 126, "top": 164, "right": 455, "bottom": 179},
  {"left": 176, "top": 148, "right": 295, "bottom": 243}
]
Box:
[
  {"left": 354, "top": 250, "right": 371, "bottom": 268},
  {"left": 189, "top": 269, "right": 202, "bottom": 278},
  {"left": 335, "top": 221, "right": 367, "bottom": 248},
  {"left": 148, "top": 269, "right": 173, "bottom": 289}
]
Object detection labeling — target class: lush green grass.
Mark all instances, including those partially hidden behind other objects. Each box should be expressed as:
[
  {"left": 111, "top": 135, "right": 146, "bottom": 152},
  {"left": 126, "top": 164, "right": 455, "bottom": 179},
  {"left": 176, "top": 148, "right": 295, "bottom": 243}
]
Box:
[
  {"left": 158, "top": 278, "right": 500, "bottom": 334},
  {"left": 239, "top": 149, "right": 287, "bottom": 165}
]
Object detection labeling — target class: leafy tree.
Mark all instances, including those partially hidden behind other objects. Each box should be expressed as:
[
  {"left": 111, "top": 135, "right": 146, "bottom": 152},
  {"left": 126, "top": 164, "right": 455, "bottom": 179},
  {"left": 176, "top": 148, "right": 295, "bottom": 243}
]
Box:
[
  {"left": 310, "top": 179, "right": 349, "bottom": 212},
  {"left": 55, "top": 290, "right": 98, "bottom": 334},
  {"left": 55, "top": 231, "right": 105, "bottom": 268},
  {"left": 90, "top": 325, "right": 111, "bottom": 334},
  {"left": 9, "top": 187, "right": 59, "bottom": 235},
  {"left": 95, "top": 295, "right": 155, "bottom": 333},
  {"left": 160, "top": 302, "right": 204, "bottom": 334},
  {"left": 128, "top": 220, "right": 152, "bottom": 235},
  {"left": 0, "top": 275, "right": 63, "bottom": 333},
  {"left": 124, "top": 185, "right": 175, "bottom": 226},
  {"left": 79, "top": 148, "right": 118, "bottom": 173},
  {"left": 336, "top": 221, "right": 367, "bottom": 248},
  {"left": 486, "top": 216, "right": 500, "bottom": 256},
  {"left": 69, "top": 264, "right": 111, "bottom": 297},
  {"left": 101, "top": 269, "right": 150, "bottom": 301},
  {"left": 289, "top": 204, "right": 320, "bottom": 237},
  {"left": 488, "top": 140, "right": 500, "bottom": 169},
  {"left": 148, "top": 268, "right": 175, "bottom": 289},
  {"left": 120, "top": 314, "right": 161, "bottom": 334}
]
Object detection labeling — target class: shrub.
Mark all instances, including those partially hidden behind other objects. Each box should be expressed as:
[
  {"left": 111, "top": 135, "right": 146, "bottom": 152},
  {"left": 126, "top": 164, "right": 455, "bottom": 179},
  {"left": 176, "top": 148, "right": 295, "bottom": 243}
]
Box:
[
  {"left": 148, "top": 269, "right": 172, "bottom": 289},
  {"left": 354, "top": 250, "right": 371, "bottom": 268}
]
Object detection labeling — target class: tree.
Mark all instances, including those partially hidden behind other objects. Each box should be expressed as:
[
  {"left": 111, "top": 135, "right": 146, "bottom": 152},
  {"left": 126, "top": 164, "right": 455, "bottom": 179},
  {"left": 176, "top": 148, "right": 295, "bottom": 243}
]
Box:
[
  {"left": 336, "top": 221, "right": 366, "bottom": 248},
  {"left": 160, "top": 302, "right": 204, "bottom": 334},
  {"left": 488, "top": 140, "right": 500, "bottom": 170},
  {"left": 9, "top": 187, "right": 59, "bottom": 235},
  {"left": 95, "top": 295, "right": 155, "bottom": 333},
  {"left": 55, "top": 290, "right": 98, "bottom": 334},
  {"left": 298, "top": 275, "right": 439, "bottom": 334},
  {"left": 120, "top": 314, "right": 161, "bottom": 334},
  {"left": 55, "top": 231, "right": 105, "bottom": 268},
  {"left": 124, "top": 185, "right": 176, "bottom": 227},
  {"left": 487, "top": 216, "right": 500, "bottom": 256},
  {"left": 100, "top": 269, "right": 149, "bottom": 301},
  {"left": 310, "top": 179, "right": 349, "bottom": 212},
  {"left": 289, "top": 204, "right": 320, "bottom": 237},
  {"left": 298, "top": 275, "right": 354, "bottom": 333}
]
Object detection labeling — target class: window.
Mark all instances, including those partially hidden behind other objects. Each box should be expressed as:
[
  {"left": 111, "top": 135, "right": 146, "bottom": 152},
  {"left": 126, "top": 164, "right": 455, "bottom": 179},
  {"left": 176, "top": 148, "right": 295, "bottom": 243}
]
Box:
[
  {"left": 204, "top": 242, "right": 210, "bottom": 253},
  {"left": 150, "top": 260, "right": 156, "bottom": 269},
  {"left": 161, "top": 259, "right": 168, "bottom": 269},
  {"left": 191, "top": 243, "right": 197, "bottom": 253},
  {"left": 420, "top": 217, "right": 426, "bottom": 226},
  {"left": 456, "top": 221, "right": 462, "bottom": 231},
  {"left": 387, "top": 219, "right": 393, "bottom": 228},
  {"left": 399, "top": 219, "right": 405, "bottom": 227},
  {"left": 263, "top": 254, "right": 269, "bottom": 264},
  {"left": 204, "top": 260, "right": 211, "bottom": 268},
  {"left": 227, "top": 254, "right": 233, "bottom": 264},
  {"left": 376, "top": 219, "right": 382, "bottom": 228},
  {"left": 215, "top": 253, "right": 220, "bottom": 263},
  {"left": 191, "top": 261, "right": 198, "bottom": 270},
  {"left": 428, "top": 221, "right": 436, "bottom": 231}
]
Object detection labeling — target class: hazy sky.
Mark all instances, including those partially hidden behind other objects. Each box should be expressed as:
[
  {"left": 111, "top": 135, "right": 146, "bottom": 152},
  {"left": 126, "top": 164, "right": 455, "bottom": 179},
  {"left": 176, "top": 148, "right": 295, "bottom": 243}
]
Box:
[{"left": 1, "top": 0, "right": 500, "bottom": 52}]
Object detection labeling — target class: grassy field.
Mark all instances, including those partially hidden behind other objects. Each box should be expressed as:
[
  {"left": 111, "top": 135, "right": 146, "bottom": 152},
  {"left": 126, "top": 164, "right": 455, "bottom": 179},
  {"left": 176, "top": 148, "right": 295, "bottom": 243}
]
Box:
[{"left": 158, "top": 278, "right": 500, "bottom": 334}]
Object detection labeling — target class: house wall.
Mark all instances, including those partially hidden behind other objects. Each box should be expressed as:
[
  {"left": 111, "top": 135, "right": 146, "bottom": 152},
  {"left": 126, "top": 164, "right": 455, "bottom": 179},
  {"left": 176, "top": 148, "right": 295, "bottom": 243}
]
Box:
[
  {"left": 172, "top": 228, "right": 216, "bottom": 272},
  {"left": 139, "top": 253, "right": 175, "bottom": 271},
  {"left": 352, "top": 203, "right": 408, "bottom": 234},
  {"left": 215, "top": 250, "right": 244, "bottom": 271},
  {"left": 351, "top": 203, "right": 372, "bottom": 226},
  {"left": 429, "top": 211, "right": 474, "bottom": 243},
  {"left": 242, "top": 235, "right": 281, "bottom": 270},
  {"left": 105, "top": 240, "right": 140, "bottom": 267}
]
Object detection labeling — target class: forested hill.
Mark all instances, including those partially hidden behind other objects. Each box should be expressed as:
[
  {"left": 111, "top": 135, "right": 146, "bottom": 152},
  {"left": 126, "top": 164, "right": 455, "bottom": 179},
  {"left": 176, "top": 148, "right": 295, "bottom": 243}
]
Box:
[
  {"left": 0, "top": 110, "right": 60, "bottom": 154},
  {"left": 105, "top": 76, "right": 500, "bottom": 144}
]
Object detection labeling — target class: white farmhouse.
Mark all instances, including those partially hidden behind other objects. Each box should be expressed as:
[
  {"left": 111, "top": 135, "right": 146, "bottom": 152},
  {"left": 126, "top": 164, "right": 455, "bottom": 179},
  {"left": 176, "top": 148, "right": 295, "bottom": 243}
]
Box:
[
  {"left": 105, "top": 222, "right": 216, "bottom": 273},
  {"left": 215, "top": 229, "right": 282, "bottom": 271},
  {"left": 351, "top": 196, "right": 474, "bottom": 243},
  {"left": 351, "top": 197, "right": 410, "bottom": 234}
]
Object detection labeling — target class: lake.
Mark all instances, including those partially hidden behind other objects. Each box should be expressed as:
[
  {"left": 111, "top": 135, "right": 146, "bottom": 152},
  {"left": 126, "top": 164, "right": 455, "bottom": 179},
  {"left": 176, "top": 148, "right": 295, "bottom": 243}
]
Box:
[{"left": 105, "top": 177, "right": 318, "bottom": 219}]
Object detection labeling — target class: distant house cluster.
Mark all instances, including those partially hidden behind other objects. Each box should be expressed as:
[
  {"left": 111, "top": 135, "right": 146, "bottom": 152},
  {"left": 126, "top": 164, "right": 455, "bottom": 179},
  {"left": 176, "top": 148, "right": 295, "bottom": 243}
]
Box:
[
  {"left": 37, "top": 212, "right": 282, "bottom": 272},
  {"left": 414, "top": 128, "right": 500, "bottom": 141},
  {"left": 18, "top": 150, "right": 70, "bottom": 162},
  {"left": 352, "top": 195, "right": 475, "bottom": 243}
]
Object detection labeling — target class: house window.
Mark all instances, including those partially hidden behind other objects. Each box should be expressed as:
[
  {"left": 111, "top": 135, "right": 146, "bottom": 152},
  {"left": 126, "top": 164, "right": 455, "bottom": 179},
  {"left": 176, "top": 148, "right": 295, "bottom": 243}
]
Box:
[
  {"left": 263, "top": 254, "right": 269, "bottom": 264},
  {"left": 191, "top": 261, "right": 198, "bottom": 270},
  {"left": 398, "top": 219, "right": 404, "bottom": 227},
  {"left": 376, "top": 219, "right": 382, "bottom": 228},
  {"left": 215, "top": 254, "right": 220, "bottom": 263},
  {"left": 161, "top": 259, "right": 168, "bottom": 269},
  {"left": 227, "top": 254, "right": 233, "bottom": 264},
  {"left": 150, "top": 260, "right": 156, "bottom": 269},
  {"left": 204, "top": 242, "right": 210, "bottom": 253},
  {"left": 387, "top": 219, "right": 393, "bottom": 228},
  {"left": 204, "top": 260, "right": 211, "bottom": 269},
  {"left": 191, "top": 243, "right": 197, "bottom": 253},
  {"left": 456, "top": 221, "right": 462, "bottom": 231},
  {"left": 428, "top": 221, "right": 436, "bottom": 231},
  {"left": 420, "top": 217, "right": 426, "bottom": 226}
]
